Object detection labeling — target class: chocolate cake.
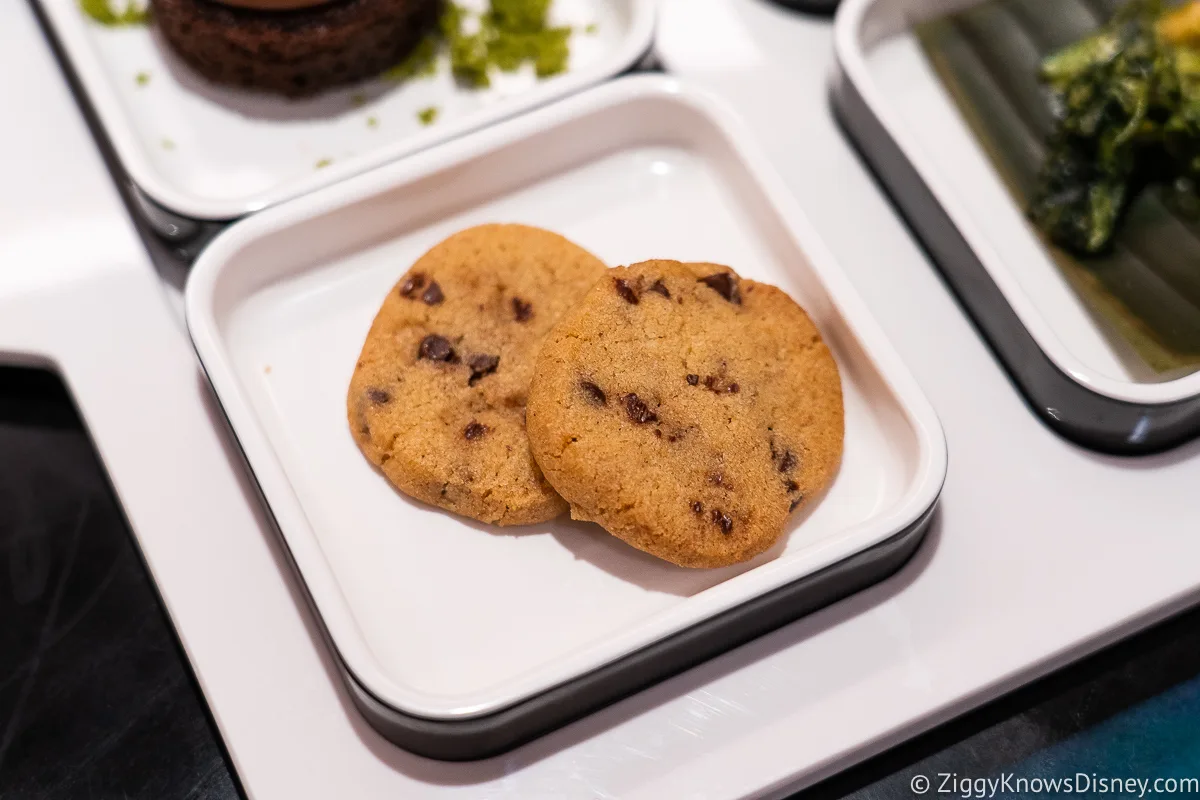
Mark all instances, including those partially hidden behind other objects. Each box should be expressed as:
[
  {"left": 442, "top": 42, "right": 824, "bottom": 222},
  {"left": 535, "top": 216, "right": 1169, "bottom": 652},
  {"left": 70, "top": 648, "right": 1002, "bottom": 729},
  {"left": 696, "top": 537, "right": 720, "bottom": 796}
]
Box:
[{"left": 152, "top": 0, "right": 442, "bottom": 96}]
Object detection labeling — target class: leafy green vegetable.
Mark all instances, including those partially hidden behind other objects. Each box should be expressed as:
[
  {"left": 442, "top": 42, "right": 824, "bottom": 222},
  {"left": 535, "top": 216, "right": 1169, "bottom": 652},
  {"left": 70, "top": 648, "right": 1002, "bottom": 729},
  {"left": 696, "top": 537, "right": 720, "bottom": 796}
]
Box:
[
  {"left": 80, "top": 0, "right": 149, "bottom": 26},
  {"left": 1030, "top": 0, "right": 1200, "bottom": 255}
]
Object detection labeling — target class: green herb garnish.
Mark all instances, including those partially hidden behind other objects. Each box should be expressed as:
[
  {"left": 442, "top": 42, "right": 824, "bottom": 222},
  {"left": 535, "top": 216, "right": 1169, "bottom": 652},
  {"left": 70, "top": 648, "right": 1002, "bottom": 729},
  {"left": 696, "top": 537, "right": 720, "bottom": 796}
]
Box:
[
  {"left": 383, "top": 30, "right": 441, "bottom": 83},
  {"left": 385, "top": 0, "right": 572, "bottom": 90},
  {"left": 135, "top": 71, "right": 151, "bottom": 87},
  {"left": 367, "top": 116, "right": 379, "bottom": 129},
  {"left": 315, "top": 158, "right": 333, "bottom": 169},
  {"left": 80, "top": 0, "right": 149, "bottom": 26},
  {"left": 417, "top": 106, "right": 439, "bottom": 126}
]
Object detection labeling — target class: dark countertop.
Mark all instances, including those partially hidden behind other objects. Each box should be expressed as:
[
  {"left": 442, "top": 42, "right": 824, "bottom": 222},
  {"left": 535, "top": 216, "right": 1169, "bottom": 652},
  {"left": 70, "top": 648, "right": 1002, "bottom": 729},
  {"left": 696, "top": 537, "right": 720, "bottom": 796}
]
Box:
[{"left": 0, "top": 367, "right": 240, "bottom": 800}]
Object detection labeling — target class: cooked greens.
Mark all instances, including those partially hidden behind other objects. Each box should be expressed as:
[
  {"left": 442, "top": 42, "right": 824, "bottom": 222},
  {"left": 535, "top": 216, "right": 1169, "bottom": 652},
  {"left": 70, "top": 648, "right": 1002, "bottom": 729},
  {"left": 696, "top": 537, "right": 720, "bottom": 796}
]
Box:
[{"left": 1031, "top": 0, "right": 1200, "bottom": 255}]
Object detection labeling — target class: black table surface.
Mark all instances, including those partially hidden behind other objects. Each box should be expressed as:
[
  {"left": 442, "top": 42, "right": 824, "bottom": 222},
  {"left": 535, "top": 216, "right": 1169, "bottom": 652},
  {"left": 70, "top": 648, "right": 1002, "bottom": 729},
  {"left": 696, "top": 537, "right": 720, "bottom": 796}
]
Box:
[{"left": 3, "top": 364, "right": 1200, "bottom": 797}]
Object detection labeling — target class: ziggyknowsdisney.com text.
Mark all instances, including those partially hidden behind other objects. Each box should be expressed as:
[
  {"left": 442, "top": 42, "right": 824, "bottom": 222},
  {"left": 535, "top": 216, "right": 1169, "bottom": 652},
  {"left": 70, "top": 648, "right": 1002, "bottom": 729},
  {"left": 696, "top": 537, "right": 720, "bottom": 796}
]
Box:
[{"left": 908, "top": 772, "right": 1200, "bottom": 798}]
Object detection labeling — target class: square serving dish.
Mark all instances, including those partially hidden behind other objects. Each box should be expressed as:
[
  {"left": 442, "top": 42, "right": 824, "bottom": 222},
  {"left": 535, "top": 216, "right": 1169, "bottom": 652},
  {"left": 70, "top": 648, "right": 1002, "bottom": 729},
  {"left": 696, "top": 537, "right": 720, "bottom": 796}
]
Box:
[
  {"left": 185, "top": 75, "right": 946, "bottom": 760},
  {"left": 833, "top": 0, "right": 1200, "bottom": 454},
  {"left": 33, "top": 0, "right": 656, "bottom": 221}
]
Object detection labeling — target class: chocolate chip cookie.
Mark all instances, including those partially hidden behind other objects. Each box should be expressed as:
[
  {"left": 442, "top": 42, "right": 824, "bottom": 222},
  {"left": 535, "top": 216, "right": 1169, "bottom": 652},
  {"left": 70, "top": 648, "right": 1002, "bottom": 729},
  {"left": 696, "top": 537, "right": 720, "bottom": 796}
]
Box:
[
  {"left": 348, "top": 224, "right": 607, "bottom": 526},
  {"left": 527, "top": 260, "right": 844, "bottom": 567}
]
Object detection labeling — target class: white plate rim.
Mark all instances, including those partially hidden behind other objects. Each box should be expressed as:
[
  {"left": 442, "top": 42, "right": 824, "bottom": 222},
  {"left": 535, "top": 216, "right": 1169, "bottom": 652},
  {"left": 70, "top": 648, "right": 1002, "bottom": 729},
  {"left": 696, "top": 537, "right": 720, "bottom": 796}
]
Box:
[
  {"left": 184, "top": 74, "right": 948, "bottom": 720},
  {"left": 35, "top": 0, "right": 659, "bottom": 221}
]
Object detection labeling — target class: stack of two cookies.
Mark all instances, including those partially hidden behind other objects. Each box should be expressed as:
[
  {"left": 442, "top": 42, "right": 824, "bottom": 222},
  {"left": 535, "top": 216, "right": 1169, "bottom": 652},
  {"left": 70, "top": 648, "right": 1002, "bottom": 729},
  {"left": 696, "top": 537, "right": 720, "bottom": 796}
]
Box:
[{"left": 348, "top": 225, "right": 844, "bottom": 568}]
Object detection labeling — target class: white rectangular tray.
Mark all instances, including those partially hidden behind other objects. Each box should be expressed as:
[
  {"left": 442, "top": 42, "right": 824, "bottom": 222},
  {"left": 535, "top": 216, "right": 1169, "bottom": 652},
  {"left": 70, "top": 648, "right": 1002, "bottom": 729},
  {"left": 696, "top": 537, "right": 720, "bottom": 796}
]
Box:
[
  {"left": 834, "top": 0, "right": 1200, "bottom": 452},
  {"left": 34, "top": 0, "right": 656, "bottom": 221},
  {"left": 185, "top": 74, "right": 946, "bottom": 759}
]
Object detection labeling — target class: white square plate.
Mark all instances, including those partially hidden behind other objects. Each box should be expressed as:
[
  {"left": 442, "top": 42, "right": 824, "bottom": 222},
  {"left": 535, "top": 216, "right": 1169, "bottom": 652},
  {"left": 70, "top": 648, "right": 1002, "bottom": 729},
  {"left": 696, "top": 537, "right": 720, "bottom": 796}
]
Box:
[
  {"left": 35, "top": 0, "right": 656, "bottom": 220},
  {"left": 185, "top": 76, "right": 946, "bottom": 729}
]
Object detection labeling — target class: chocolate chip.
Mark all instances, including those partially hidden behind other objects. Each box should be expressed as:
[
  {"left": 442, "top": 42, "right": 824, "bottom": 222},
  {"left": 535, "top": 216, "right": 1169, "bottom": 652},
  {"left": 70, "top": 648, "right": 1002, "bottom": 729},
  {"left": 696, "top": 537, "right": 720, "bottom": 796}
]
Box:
[
  {"left": 708, "top": 471, "right": 729, "bottom": 489},
  {"left": 649, "top": 279, "right": 670, "bottom": 298},
  {"left": 614, "top": 278, "right": 639, "bottom": 305},
  {"left": 366, "top": 388, "right": 391, "bottom": 405},
  {"left": 710, "top": 509, "right": 733, "bottom": 534},
  {"left": 654, "top": 429, "right": 663, "bottom": 438},
  {"left": 578, "top": 380, "right": 607, "bottom": 406},
  {"left": 418, "top": 334, "right": 457, "bottom": 362},
  {"left": 399, "top": 272, "right": 426, "bottom": 297},
  {"left": 463, "top": 421, "right": 488, "bottom": 440},
  {"left": 789, "top": 496, "right": 804, "bottom": 513},
  {"left": 686, "top": 374, "right": 699, "bottom": 386},
  {"left": 512, "top": 297, "right": 533, "bottom": 322},
  {"left": 467, "top": 353, "right": 500, "bottom": 386},
  {"left": 698, "top": 272, "right": 741, "bottom": 304},
  {"left": 692, "top": 501, "right": 704, "bottom": 515},
  {"left": 704, "top": 375, "right": 719, "bottom": 390},
  {"left": 785, "top": 480, "right": 799, "bottom": 493},
  {"left": 778, "top": 450, "right": 797, "bottom": 473},
  {"left": 727, "top": 383, "right": 740, "bottom": 394},
  {"left": 623, "top": 393, "right": 658, "bottom": 424},
  {"left": 421, "top": 281, "right": 444, "bottom": 305}
]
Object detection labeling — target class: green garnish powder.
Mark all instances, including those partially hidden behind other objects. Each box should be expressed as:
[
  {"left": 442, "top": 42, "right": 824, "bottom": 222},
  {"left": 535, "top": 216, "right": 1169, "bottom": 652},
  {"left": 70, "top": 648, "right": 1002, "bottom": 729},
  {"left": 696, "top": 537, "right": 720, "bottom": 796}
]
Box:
[
  {"left": 448, "top": 0, "right": 572, "bottom": 88},
  {"left": 385, "top": 0, "right": 572, "bottom": 90},
  {"left": 315, "top": 158, "right": 333, "bottom": 169},
  {"left": 383, "top": 31, "right": 441, "bottom": 83},
  {"left": 366, "top": 115, "right": 379, "bottom": 129},
  {"left": 417, "top": 106, "right": 440, "bottom": 125},
  {"left": 135, "top": 71, "right": 151, "bottom": 87},
  {"left": 80, "top": 0, "right": 149, "bottom": 26}
]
